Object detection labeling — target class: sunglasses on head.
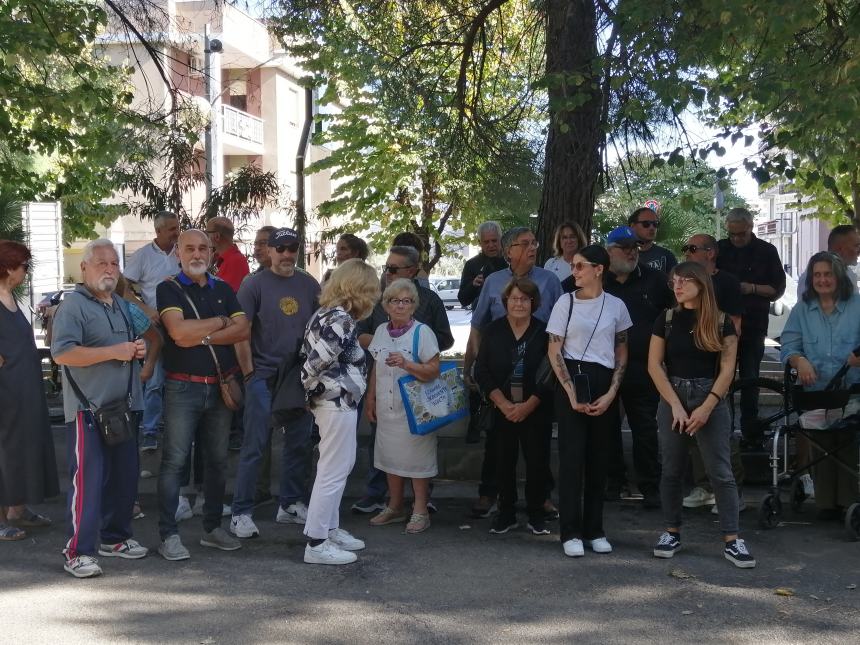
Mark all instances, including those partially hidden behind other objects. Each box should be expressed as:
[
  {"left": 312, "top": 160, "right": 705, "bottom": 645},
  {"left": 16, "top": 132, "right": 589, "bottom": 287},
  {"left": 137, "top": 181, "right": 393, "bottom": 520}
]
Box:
[
  {"left": 274, "top": 243, "right": 300, "bottom": 254},
  {"left": 384, "top": 264, "right": 414, "bottom": 274},
  {"left": 634, "top": 220, "right": 659, "bottom": 228},
  {"left": 681, "top": 244, "right": 711, "bottom": 254}
]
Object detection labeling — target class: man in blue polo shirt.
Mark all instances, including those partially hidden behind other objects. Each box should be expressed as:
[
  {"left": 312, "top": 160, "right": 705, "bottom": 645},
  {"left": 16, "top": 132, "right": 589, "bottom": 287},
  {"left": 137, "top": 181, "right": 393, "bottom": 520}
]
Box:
[
  {"left": 155, "top": 229, "right": 250, "bottom": 561},
  {"left": 464, "top": 226, "right": 562, "bottom": 519}
]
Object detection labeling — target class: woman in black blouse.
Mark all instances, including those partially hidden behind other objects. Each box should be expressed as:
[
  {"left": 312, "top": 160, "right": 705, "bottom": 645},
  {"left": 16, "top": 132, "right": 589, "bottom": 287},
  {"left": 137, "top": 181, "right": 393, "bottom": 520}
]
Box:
[
  {"left": 476, "top": 278, "right": 551, "bottom": 535},
  {"left": 648, "top": 261, "right": 755, "bottom": 568}
]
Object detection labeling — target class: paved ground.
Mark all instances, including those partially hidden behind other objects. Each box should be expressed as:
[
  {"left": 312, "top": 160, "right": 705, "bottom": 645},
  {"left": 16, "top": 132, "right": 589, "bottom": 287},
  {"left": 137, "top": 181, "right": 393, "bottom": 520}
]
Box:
[{"left": 3, "top": 480, "right": 859, "bottom": 644}]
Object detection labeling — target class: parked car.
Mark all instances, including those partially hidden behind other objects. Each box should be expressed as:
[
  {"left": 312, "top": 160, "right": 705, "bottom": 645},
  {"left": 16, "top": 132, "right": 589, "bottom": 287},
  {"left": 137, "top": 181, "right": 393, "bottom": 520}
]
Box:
[{"left": 432, "top": 278, "right": 461, "bottom": 310}]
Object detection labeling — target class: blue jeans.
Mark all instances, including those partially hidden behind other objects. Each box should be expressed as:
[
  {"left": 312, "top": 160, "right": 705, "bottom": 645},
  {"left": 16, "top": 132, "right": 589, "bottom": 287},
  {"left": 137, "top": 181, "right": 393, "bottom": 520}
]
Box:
[
  {"left": 158, "top": 379, "right": 231, "bottom": 538},
  {"left": 232, "top": 375, "right": 313, "bottom": 516},
  {"left": 141, "top": 359, "right": 164, "bottom": 438}
]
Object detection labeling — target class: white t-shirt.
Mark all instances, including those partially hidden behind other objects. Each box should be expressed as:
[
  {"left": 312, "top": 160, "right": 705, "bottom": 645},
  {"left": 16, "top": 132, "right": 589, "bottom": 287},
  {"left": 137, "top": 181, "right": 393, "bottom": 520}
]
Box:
[
  {"left": 124, "top": 241, "right": 180, "bottom": 307},
  {"left": 545, "top": 291, "right": 632, "bottom": 369},
  {"left": 544, "top": 256, "right": 572, "bottom": 281}
]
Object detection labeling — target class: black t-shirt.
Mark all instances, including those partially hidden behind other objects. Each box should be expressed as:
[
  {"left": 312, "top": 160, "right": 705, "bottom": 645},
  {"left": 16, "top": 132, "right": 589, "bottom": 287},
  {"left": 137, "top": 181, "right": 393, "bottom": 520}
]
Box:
[
  {"left": 156, "top": 272, "right": 244, "bottom": 377},
  {"left": 652, "top": 308, "right": 735, "bottom": 378},
  {"left": 711, "top": 269, "right": 743, "bottom": 316}
]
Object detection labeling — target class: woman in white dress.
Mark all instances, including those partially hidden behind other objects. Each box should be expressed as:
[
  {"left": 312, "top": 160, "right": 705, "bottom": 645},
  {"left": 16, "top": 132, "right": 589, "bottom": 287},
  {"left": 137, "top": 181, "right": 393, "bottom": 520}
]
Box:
[{"left": 366, "top": 279, "right": 440, "bottom": 533}]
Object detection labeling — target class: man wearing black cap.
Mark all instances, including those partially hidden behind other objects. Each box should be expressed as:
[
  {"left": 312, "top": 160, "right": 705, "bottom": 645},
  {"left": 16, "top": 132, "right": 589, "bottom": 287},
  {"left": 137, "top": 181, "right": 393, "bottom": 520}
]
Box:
[{"left": 229, "top": 228, "right": 321, "bottom": 540}]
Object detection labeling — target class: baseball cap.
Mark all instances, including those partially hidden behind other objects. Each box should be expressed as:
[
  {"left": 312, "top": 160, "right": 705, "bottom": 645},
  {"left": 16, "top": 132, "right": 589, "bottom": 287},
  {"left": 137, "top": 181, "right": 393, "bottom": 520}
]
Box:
[
  {"left": 606, "top": 226, "right": 639, "bottom": 248},
  {"left": 268, "top": 227, "right": 300, "bottom": 247}
]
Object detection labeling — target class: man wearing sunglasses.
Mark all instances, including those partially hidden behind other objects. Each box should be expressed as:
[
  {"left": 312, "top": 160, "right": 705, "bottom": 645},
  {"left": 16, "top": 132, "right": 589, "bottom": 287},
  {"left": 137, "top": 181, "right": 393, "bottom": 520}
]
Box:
[
  {"left": 229, "top": 228, "right": 321, "bottom": 540},
  {"left": 628, "top": 207, "right": 677, "bottom": 274}
]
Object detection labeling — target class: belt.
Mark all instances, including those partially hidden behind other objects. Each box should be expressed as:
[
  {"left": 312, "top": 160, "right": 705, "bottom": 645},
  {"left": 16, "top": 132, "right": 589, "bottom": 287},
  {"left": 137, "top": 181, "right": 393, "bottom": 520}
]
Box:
[{"left": 165, "top": 370, "right": 236, "bottom": 385}]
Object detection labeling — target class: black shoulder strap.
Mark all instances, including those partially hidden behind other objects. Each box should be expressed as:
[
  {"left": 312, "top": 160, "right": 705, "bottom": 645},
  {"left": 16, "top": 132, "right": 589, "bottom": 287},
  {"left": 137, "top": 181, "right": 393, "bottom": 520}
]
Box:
[{"left": 664, "top": 307, "right": 674, "bottom": 337}]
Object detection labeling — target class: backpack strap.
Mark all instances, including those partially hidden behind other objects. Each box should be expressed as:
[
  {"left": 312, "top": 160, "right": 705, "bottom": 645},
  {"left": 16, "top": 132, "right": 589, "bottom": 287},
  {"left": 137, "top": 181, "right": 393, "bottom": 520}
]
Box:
[
  {"left": 411, "top": 323, "right": 424, "bottom": 364},
  {"left": 664, "top": 308, "right": 674, "bottom": 338}
]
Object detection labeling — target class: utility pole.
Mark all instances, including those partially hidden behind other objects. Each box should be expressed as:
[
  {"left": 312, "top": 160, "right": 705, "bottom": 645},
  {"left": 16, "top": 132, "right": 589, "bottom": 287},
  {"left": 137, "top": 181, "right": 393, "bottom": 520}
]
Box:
[
  {"left": 714, "top": 181, "right": 725, "bottom": 239},
  {"left": 204, "top": 25, "right": 223, "bottom": 204},
  {"left": 295, "top": 86, "right": 313, "bottom": 269}
]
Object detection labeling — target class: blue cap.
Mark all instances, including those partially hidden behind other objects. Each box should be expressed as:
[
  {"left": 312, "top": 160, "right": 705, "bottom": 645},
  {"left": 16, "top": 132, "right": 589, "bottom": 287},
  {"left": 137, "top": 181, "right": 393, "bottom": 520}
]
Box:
[{"left": 606, "top": 226, "right": 639, "bottom": 247}]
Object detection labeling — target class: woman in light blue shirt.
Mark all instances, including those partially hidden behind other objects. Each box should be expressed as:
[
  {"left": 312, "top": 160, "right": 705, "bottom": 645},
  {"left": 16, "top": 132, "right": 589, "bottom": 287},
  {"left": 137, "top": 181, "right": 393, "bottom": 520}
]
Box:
[{"left": 780, "top": 251, "right": 860, "bottom": 520}]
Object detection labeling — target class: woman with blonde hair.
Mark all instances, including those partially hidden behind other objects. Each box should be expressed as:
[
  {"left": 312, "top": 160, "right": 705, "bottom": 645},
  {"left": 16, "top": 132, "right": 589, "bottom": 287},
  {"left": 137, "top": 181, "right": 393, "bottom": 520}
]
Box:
[
  {"left": 301, "top": 258, "right": 380, "bottom": 565},
  {"left": 648, "top": 261, "right": 755, "bottom": 568},
  {"left": 544, "top": 221, "right": 587, "bottom": 281}
]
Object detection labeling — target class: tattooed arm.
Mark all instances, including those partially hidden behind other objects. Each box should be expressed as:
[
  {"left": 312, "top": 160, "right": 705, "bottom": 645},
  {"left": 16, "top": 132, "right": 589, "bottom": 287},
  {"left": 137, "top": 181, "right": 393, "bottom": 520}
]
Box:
[
  {"left": 548, "top": 333, "right": 587, "bottom": 412},
  {"left": 585, "top": 330, "right": 628, "bottom": 416}
]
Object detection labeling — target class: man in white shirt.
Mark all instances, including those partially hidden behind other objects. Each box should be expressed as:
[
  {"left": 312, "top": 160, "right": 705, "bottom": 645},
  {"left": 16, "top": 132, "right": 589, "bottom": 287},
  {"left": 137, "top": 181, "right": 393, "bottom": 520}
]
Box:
[
  {"left": 124, "top": 211, "right": 180, "bottom": 451},
  {"left": 796, "top": 224, "right": 860, "bottom": 299}
]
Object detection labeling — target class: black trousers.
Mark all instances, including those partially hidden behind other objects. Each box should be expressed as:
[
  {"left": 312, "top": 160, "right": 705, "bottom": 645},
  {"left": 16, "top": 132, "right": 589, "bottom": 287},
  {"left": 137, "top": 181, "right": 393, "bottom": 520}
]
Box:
[
  {"left": 737, "top": 332, "right": 767, "bottom": 441},
  {"left": 557, "top": 360, "right": 617, "bottom": 542},
  {"left": 608, "top": 360, "right": 661, "bottom": 494},
  {"left": 495, "top": 407, "right": 550, "bottom": 519}
]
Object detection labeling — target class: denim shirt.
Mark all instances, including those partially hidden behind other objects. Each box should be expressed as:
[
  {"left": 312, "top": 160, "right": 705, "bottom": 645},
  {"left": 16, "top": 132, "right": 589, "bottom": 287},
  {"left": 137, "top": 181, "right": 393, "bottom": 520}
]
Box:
[
  {"left": 471, "top": 266, "right": 562, "bottom": 329},
  {"left": 780, "top": 293, "right": 860, "bottom": 391}
]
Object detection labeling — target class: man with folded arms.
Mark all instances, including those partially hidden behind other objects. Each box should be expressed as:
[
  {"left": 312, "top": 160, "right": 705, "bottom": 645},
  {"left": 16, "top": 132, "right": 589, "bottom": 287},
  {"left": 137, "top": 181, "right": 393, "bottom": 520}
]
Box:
[{"left": 155, "top": 229, "right": 250, "bottom": 560}]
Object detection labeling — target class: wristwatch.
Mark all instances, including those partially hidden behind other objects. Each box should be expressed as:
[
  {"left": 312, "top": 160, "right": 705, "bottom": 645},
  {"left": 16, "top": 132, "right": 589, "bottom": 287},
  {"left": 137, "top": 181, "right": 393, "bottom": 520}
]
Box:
[{"left": 201, "top": 335, "right": 212, "bottom": 346}]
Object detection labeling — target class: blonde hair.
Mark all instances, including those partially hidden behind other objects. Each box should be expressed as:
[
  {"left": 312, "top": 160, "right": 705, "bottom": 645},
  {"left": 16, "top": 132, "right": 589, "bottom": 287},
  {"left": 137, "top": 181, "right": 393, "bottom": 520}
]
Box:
[
  {"left": 671, "top": 261, "right": 723, "bottom": 353},
  {"left": 382, "top": 278, "right": 419, "bottom": 309},
  {"left": 319, "top": 258, "right": 380, "bottom": 320}
]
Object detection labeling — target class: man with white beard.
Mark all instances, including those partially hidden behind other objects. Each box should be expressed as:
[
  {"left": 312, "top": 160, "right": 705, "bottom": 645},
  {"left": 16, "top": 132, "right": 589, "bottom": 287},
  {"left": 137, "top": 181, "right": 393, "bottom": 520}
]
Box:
[{"left": 155, "top": 229, "right": 250, "bottom": 561}]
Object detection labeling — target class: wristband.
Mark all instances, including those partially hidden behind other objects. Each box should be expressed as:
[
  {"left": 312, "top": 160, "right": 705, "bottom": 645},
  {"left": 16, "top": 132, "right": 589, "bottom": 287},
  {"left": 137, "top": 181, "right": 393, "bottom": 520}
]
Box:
[{"left": 707, "top": 390, "right": 721, "bottom": 403}]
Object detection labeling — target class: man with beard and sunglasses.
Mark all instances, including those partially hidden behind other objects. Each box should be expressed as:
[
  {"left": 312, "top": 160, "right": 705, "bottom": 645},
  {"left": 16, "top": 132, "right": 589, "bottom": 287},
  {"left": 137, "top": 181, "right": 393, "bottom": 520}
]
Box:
[
  {"left": 227, "top": 228, "right": 321, "bottom": 539},
  {"left": 628, "top": 207, "right": 677, "bottom": 274}
]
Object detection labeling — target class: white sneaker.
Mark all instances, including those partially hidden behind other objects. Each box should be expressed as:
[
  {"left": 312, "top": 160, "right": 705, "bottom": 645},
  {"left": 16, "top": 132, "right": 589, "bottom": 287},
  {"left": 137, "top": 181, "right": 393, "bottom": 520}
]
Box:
[
  {"left": 562, "top": 538, "right": 584, "bottom": 557},
  {"left": 98, "top": 539, "right": 148, "bottom": 559},
  {"left": 175, "top": 496, "right": 193, "bottom": 522},
  {"left": 230, "top": 514, "right": 260, "bottom": 539},
  {"left": 328, "top": 528, "right": 365, "bottom": 551},
  {"left": 276, "top": 502, "right": 308, "bottom": 525},
  {"left": 800, "top": 474, "right": 815, "bottom": 499},
  {"left": 304, "top": 539, "right": 357, "bottom": 565},
  {"left": 587, "top": 537, "right": 613, "bottom": 554},
  {"left": 682, "top": 487, "right": 716, "bottom": 508},
  {"left": 192, "top": 496, "right": 231, "bottom": 517},
  {"left": 64, "top": 554, "right": 102, "bottom": 578}
]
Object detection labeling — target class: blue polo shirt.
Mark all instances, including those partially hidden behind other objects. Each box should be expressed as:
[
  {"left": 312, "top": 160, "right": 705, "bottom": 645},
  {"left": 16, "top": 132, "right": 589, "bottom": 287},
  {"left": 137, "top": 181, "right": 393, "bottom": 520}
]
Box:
[
  {"left": 471, "top": 266, "right": 562, "bottom": 328},
  {"left": 156, "top": 272, "right": 245, "bottom": 377}
]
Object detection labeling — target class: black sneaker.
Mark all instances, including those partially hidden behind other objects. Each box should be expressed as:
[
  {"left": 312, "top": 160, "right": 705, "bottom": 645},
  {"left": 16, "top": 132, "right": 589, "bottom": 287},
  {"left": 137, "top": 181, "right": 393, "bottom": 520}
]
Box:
[
  {"left": 724, "top": 538, "right": 756, "bottom": 568},
  {"left": 489, "top": 513, "right": 518, "bottom": 534},
  {"left": 653, "top": 531, "right": 681, "bottom": 558},
  {"left": 527, "top": 518, "right": 551, "bottom": 535}
]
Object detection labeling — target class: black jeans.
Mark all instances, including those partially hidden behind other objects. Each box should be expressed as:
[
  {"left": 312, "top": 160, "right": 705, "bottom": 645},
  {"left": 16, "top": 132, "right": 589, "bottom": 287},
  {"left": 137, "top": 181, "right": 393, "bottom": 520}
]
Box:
[
  {"left": 557, "top": 360, "right": 617, "bottom": 542},
  {"left": 608, "top": 361, "right": 661, "bottom": 494},
  {"left": 495, "top": 407, "right": 549, "bottom": 519},
  {"left": 737, "top": 332, "right": 767, "bottom": 442}
]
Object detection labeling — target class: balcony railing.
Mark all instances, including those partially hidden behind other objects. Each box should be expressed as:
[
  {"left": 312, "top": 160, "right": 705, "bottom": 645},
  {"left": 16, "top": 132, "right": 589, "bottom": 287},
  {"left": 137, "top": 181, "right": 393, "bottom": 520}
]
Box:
[{"left": 222, "top": 104, "right": 263, "bottom": 146}]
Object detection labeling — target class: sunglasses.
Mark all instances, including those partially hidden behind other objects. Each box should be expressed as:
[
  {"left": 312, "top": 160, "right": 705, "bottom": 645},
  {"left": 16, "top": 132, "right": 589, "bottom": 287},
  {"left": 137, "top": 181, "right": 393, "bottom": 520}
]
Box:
[
  {"left": 387, "top": 298, "right": 414, "bottom": 306},
  {"left": 634, "top": 220, "right": 660, "bottom": 228},
  {"left": 669, "top": 276, "right": 697, "bottom": 288},
  {"left": 274, "top": 243, "right": 300, "bottom": 254},
  {"left": 572, "top": 261, "right": 599, "bottom": 272},
  {"left": 384, "top": 264, "right": 414, "bottom": 273},
  {"left": 681, "top": 244, "right": 712, "bottom": 254}
]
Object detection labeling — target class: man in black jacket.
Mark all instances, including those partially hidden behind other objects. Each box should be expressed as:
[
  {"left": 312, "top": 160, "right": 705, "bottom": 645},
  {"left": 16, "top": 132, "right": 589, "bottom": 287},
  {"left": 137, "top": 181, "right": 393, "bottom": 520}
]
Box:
[
  {"left": 458, "top": 221, "right": 508, "bottom": 309},
  {"left": 717, "top": 208, "right": 786, "bottom": 451}
]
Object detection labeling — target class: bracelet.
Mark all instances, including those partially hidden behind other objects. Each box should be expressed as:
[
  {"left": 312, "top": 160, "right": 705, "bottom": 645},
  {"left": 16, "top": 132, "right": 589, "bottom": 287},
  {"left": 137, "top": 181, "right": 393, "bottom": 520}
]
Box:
[{"left": 707, "top": 390, "right": 721, "bottom": 403}]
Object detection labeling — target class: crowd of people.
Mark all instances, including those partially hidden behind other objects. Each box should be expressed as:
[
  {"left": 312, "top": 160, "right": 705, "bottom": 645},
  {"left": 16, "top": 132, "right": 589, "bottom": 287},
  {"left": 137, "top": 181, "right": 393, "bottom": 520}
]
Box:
[{"left": 1, "top": 205, "right": 858, "bottom": 578}]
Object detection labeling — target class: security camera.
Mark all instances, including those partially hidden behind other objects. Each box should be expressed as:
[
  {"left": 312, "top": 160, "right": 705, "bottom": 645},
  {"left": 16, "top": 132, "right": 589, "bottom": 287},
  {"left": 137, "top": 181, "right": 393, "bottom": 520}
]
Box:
[{"left": 208, "top": 39, "right": 223, "bottom": 53}]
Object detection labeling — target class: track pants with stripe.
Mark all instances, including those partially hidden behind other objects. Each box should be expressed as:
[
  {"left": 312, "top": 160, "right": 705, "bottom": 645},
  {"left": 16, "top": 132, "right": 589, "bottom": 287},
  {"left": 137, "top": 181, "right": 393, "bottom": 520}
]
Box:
[{"left": 64, "top": 410, "right": 140, "bottom": 559}]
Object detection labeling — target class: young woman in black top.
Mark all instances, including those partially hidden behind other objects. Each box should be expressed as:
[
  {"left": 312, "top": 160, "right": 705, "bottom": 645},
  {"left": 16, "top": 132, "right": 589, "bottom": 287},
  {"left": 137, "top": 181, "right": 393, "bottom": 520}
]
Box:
[
  {"left": 648, "top": 261, "right": 756, "bottom": 568},
  {"left": 475, "top": 278, "right": 551, "bottom": 535}
]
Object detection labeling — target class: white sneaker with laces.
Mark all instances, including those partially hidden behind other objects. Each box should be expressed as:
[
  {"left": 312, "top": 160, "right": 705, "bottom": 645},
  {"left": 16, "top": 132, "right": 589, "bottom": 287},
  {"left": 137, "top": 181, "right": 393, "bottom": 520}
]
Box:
[
  {"left": 176, "top": 495, "right": 193, "bottom": 522},
  {"left": 98, "top": 539, "right": 148, "bottom": 559},
  {"left": 328, "top": 528, "right": 365, "bottom": 551},
  {"left": 230, "top": 514, "right": 260, "bottom": 539},
  {"left": 64, "top": 554, "right": 102, "bottom": 578},
  {"left": 304, "top": 539, "right": 357, "bottom": 565},
  {"left": 682, "top": 487, "right": 716, "bottom": 508},
  {"left": 562, "top": 538, "right": 584, "bottom": 557},
  {"left": 587, "top": 537, "right": 613, "bottom": 553},
  {"left": 276, "top": 501, "right": 308, "bottom": 525}
]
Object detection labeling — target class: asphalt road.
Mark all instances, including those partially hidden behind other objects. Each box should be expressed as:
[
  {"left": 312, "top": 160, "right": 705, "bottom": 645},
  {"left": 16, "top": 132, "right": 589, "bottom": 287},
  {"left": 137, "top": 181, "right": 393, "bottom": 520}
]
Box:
[{"left": 3, "top": 483, "right": 859, "bottom": 644}]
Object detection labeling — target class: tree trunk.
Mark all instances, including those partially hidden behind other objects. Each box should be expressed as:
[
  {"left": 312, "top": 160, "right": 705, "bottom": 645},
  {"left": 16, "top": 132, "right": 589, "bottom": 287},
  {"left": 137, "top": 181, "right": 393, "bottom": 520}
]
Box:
[{"left": 536, "top": 0, "right": 603, "bottom": 261}]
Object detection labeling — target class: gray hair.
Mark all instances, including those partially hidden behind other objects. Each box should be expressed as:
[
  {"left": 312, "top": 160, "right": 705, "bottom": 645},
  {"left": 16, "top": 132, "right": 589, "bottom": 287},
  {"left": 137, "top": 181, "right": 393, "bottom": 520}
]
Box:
[
  {"left": 382, "top": 278, "right": 419, "bottom": 307},
  {"left": 725, "top": 207, "right": 753, "bottom": 226},
  {"left": 153, "top": 210, "right": 178, "bottom": 231},
  {"left": 256, "top": 225, "right": 277, "bottom": 237},
  {"left": 502, "top": 226, "right": 532, "bottom": 254},
  {"left": 477, "top": 221, "right": 502, "bottom": 241},
  {"left": 389, "top": 245, "right": 420, "bottom": 267},
  {"left": 82, "top": 238, "right": 118, "bottom": 264}
]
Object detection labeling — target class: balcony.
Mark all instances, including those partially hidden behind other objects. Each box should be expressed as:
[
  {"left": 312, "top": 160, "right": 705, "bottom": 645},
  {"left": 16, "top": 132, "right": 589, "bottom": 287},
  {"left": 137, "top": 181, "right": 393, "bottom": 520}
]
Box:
[{"left": 221, "top": 104, "right": 264, "bottom": 155}]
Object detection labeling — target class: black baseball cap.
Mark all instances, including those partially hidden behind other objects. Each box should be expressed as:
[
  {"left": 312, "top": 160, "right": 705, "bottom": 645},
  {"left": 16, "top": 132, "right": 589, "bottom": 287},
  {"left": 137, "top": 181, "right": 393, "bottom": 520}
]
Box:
[{"left": 268, "top": 228, "right": 300, "bottom": 247}]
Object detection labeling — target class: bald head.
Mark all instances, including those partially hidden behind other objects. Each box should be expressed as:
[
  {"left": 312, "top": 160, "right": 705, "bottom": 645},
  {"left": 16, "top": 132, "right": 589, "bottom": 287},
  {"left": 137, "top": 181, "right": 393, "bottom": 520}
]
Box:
[
  {"left": 206, "top": 216, "right": 235, "bottom": 253},
  {"left": 683, "top": 233, "right": 717, "bottom": 270}
]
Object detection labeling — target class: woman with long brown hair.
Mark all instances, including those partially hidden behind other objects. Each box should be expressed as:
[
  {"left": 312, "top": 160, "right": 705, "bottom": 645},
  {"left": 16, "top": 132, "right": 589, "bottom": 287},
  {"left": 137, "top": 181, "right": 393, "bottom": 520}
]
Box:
[{"left": 648, "top": 261, "right": 756, "bottom": 568}]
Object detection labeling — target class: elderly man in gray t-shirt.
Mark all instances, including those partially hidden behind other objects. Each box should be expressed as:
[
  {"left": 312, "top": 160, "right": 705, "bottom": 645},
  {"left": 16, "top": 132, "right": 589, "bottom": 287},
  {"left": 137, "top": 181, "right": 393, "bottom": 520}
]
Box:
[{"left": 229, "top": 228, "right": 321, "bottom": 539}]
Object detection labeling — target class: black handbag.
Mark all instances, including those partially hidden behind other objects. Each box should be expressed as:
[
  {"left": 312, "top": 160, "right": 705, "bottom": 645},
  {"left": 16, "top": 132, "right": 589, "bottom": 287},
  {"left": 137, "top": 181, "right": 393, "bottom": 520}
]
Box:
[{"left": 271, "top": 337, "right": 307, "bottom": 424}]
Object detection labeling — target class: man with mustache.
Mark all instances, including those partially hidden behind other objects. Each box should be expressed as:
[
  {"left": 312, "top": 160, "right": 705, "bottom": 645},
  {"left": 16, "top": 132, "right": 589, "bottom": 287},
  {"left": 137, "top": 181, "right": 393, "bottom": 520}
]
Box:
[
  {"left": 155, "top": 229, "right": 250, "bottom": 560},
  {"left": 51, "top": 239, "right": 159, "bottom": 578}
]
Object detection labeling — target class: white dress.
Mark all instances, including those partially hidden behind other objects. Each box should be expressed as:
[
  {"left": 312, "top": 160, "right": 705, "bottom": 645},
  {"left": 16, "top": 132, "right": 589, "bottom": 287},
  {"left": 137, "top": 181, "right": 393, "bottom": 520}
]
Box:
[
  {"left": 544, "top": 256, "right": 572, "bottom": 281},
  {"left": 369, "top": 321, "right": 440, "bottom": 478}
]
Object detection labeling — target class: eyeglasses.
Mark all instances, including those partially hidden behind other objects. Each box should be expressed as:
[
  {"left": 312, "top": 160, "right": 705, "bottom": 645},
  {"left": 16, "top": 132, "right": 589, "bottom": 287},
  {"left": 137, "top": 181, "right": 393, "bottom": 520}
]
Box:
[
  {"left": 384, "top": 264, "right": 414, "bottom": 273},
  {"left": 669, "top": 276, "right": 697, "bottom": 288},
  {"left": 387, "top": 298, "right": 414, "bottom": 306},
  {"left": 510, "top": 240, "right": 539, "bottom": 249},
  {"left": 633, "top": 220, "right": 660, "bottom": 228},
  {"left": 681, "top": 244, "right": 712, "bottom": 254},
  {"left": 507, "top": 296, "right": 533, "bottom": 303},
  {"left": 274, "top": 243, "right": 300, "bottom": 254},
  {"left": 613, "top": 243, "right": 640, "bottom": 252},
  {"left": 572, "top": 261, "right": 599, "bottom": 272}
]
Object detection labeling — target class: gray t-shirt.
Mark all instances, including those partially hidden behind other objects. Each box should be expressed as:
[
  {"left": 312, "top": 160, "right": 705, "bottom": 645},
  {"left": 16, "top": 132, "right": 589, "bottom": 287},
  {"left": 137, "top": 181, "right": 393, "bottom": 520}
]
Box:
[
  {"left": 51, "top": 286, "right": 145, "bottom": 423},
  {"left": 237, "top": 268, "right": 321, "bottom": 379}
]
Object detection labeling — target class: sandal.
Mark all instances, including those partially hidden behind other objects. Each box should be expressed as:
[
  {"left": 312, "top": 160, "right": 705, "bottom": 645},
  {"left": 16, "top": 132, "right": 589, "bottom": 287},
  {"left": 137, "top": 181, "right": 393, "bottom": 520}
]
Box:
[
  {"left": 0, "top": 524, "right": 27, "bottom": 541},
  {"left": 406, "top": 513, "right": 430, "bottom": 534},
  {"left": 370, "top": 506, "right": 409, "bottom": 526},
  {"left": 6, "top": 509, "right": 51, "bottom": 528}
]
